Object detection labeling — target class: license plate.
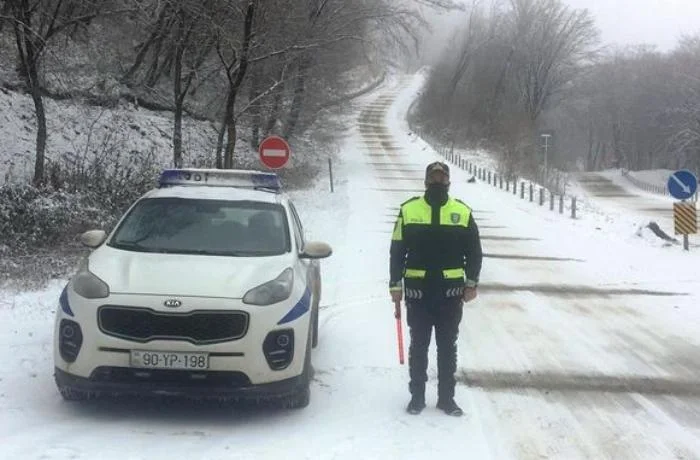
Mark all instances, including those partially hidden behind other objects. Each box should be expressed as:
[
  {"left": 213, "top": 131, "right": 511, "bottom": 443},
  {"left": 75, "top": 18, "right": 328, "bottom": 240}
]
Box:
[{"left": 130, "top": 350, "right": 209, "bottom": 370}]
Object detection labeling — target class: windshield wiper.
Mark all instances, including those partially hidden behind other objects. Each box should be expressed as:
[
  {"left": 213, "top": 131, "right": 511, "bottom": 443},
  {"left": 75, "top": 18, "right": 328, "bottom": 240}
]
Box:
[
  {"left": 111, "top": 244, "right": 277, "bottom": 257},
  {"left": 174, "top": 249, "right": 249, "bottom": 256},
  {"left": 111, "top": 241, "right": 163, "bottom": 253}
]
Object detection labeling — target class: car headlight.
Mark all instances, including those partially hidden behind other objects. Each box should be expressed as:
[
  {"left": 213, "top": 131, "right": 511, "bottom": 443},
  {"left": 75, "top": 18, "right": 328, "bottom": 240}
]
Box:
[
  {"left": 71, "top": 260, "right": 110, "bottom": 299},
  {"left": 243, "top": 268, "right": 294, "bottom": 305}
]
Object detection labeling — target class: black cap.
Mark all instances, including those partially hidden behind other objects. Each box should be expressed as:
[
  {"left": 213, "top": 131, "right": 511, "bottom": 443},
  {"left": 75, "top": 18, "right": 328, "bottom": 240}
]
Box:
[{"left": 425, "top": 161, "right": 450, "bottom": 179}]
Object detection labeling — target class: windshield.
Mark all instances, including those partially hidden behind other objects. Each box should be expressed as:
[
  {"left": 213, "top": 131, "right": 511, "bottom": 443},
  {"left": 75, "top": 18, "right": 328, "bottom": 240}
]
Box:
[{"left": 108, "top": 197, "right": 290, "bottom": 256}]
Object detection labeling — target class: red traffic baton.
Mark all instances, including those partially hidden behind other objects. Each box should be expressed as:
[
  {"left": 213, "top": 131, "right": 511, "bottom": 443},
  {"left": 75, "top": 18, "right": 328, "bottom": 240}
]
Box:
[{"left": 394, "top": 299, "right": 405, "bottom": 365}]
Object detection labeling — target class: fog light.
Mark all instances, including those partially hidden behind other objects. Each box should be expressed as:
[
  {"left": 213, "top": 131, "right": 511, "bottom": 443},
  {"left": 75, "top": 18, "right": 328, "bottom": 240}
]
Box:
[
  {"left": 263, "top": 329, "right": 294, "bottom": 370},
  {"left": 61, "top": 324, "right": 75, "bottom": 338},
  {"left": 276, "top": 333, "right": 290, "bottom": 347},
  {"left": 59, "top": 319, "right": 83, "bottom": 363}
]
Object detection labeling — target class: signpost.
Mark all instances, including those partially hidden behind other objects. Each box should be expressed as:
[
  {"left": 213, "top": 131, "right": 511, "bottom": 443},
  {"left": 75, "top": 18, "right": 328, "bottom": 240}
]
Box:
[
  {"left": 539, "top": 130, "right": 554, "bottom": 187},
  {"left": 668, "top": 169, "right": 698, "bottom": 251},
  {"left": 541, "top": 133, "right": 551, "bottom": 182},
  {"left": 259, "top": 135, "right": 291, "bottom": 169}
]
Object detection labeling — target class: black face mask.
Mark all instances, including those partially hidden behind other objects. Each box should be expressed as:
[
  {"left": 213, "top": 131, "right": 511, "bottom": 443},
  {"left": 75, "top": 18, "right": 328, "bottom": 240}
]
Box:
[{"left": 425, "top": 183, "right": 449, "bottom": 205}]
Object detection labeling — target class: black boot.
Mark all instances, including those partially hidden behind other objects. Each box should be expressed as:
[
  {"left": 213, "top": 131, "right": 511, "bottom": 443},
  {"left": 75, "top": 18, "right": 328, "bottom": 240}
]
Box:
[
  {"left": 406, "top": 395, "right": 426, "bottom": 415},
  {"left": 436, "top": 398, "right": 463, "bottom": 416}
]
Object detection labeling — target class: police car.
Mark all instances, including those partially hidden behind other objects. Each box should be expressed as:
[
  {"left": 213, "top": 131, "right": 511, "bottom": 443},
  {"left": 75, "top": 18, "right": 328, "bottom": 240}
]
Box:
[{"left": 53, "top": 169, "right": 332, "bottom": 408}]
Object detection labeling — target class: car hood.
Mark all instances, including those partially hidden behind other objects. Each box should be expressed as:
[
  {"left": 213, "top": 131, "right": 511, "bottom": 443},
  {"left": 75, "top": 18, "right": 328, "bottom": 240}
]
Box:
[{"left": 88, "top": 245, "right": 293, "bottom": 298}]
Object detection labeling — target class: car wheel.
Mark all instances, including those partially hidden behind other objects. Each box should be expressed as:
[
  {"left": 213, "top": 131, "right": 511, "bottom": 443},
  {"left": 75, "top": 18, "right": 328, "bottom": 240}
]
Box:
[{"left": 281, "top": 318, "right": 313, "bottom": 409}]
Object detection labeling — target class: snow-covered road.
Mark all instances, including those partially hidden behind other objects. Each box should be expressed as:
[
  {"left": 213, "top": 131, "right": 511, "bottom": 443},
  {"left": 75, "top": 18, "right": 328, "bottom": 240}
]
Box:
[
  {"left": 2, "top": 72, "right": 700, "bottom": 459},
  {"left": 575, "top": 171, "right": 679, "bottom": 231}
]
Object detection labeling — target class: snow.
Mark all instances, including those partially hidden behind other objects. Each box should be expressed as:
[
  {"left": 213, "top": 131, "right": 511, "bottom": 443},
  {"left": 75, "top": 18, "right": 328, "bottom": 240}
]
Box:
[
  {"left": 2, "top": 71, "right": 700, "bottom": 459},
  {"left": 0, "top": 87, "right": 238, "bottom": 185},
  {"left": 625, "top": 169, "right": 676, "bottom": 189}
]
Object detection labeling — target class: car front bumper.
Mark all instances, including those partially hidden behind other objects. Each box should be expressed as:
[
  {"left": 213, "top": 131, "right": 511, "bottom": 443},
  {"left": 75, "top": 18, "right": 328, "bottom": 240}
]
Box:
[{"left": 54, "top": 366, "right": 308, "bottom": 400}]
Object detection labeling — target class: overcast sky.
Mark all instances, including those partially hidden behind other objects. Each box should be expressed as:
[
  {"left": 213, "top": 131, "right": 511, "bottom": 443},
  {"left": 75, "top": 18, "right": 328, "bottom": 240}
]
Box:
[
  {"left": 414, "top": 0, "right": 699, "bottom": 65},
  {"left": 561, "top": 0, "right": 699, "bottom": 50}
]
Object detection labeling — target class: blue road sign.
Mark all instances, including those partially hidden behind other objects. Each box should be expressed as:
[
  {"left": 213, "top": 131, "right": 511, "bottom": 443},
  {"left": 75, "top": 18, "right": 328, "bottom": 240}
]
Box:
[{"left": 668, "top": 169, "right": 698, "bottom": 200}]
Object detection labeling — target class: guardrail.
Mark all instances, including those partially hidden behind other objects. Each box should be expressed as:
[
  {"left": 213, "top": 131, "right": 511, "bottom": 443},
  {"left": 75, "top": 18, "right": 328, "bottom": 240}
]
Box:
[
  {"left": 620, "top": 169, "right": 668, "bottom": 196},
  {"left": 431, "top": 142, "right": 579, "bottom": 219},
  {"left": 410, "top": 126, "right": 580, "bottom": 218}
]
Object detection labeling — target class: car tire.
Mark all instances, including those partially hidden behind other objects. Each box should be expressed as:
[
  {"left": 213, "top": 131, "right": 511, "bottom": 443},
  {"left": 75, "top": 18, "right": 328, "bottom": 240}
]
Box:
[{"left": 282, "top": 317, "right": 313, "bottom": 409}]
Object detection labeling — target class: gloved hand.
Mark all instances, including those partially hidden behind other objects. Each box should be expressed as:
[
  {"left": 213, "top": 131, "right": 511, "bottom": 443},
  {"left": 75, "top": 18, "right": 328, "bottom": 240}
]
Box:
[
  {"left": 390, "top": 281, "right": 403, "bottom": 303},
  {"left": 463, "top": 287, "right": 477, "bottom": 303}
]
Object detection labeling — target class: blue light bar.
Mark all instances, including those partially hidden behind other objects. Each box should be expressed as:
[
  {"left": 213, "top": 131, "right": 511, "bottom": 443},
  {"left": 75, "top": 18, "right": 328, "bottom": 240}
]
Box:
[{"left": 158, "top": 168, "right": 282, "bottom": 191}]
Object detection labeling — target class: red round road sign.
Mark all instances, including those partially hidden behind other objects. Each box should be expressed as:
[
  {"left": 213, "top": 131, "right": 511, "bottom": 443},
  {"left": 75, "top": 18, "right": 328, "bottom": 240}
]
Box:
[{"left": 258, "top": 135, "right": 291, "bottom": 169}]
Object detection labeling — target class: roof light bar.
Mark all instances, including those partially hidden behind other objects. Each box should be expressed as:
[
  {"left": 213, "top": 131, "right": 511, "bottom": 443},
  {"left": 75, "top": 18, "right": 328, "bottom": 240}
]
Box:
[{"left": 158, "top": 168, "right": 282, "bottom": 191}]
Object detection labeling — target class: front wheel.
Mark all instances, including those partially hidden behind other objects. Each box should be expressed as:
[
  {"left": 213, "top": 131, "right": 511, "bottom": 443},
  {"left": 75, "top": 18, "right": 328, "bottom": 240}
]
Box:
[{"left": 284, "top": 315, "right": 314, "bottom": 409}]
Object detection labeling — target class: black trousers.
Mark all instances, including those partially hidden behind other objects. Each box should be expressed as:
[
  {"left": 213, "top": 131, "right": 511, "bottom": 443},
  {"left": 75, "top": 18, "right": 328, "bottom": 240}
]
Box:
[{"left": 406, "top": 293, "right": 463, "bottom": 401}]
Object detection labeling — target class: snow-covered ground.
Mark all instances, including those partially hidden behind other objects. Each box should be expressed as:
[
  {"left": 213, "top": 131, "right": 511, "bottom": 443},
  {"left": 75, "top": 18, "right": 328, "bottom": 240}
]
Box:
[
  {"left": 0, "top": 88, "right": 220, "bottom": 184},
  {"left": 624, "top": 169, "right": 676, "bottom": 190},
  {"left": 2, "top": 72, "right": 700, "bottom": 459}
]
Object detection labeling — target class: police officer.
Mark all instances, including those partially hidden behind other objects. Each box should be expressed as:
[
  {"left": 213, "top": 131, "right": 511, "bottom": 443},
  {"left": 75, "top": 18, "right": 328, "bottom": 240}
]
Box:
[{"left": 389, "top": 161, "right": 483, "bottom": 416}]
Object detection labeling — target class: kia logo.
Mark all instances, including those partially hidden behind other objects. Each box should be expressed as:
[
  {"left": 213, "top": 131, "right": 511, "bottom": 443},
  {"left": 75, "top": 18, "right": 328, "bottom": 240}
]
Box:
[{"left": 163, "top": 299, "right": 182, "bottom": 308}]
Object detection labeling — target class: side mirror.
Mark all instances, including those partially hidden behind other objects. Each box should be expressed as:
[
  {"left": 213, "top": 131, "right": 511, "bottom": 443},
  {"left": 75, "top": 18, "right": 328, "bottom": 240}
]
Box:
[
  {"left": 80, "top": 229, "right": 107, "bottom": 248},
  {"left": 299, "top": 241, "right": 332, "bottom": 259}
]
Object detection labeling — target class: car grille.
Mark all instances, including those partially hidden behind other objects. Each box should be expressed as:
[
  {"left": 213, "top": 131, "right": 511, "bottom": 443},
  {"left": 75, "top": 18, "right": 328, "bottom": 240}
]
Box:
[
  {"left": 98, "top": 306, "right": 249, "bottom": 345},
  {"left": 90, "top": 366, "right": 251, "bottom": 388}
]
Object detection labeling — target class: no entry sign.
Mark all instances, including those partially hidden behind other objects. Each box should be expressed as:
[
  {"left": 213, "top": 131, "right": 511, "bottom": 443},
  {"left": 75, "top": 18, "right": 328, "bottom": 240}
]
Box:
[{"left": 259, "top": 136, "right": 291, "bottom": 169}]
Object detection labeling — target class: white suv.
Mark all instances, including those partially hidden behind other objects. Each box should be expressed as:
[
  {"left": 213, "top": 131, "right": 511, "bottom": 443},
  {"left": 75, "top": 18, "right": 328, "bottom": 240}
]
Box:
[{"left": 53, "top": 169, "right": 331, "bottom": 408}]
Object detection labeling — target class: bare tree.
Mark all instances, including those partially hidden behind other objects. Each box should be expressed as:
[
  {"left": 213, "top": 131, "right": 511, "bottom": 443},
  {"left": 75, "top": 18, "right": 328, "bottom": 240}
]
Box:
[
  {"left": 551, "top": 44, "right": 696, "bottom": 172},
  {"left": 281, "top": 0, "right": 417, "bottom": 139},
  {"left": 214, "top": 0, "right": 256, "bottom": 169},
  {"left": 170, "top": 1, "right": 216, "bottom": 167},
  {"left": 2, "top": 0, "right": 120, "bottom": 184},
  {"left": 663, "top": 37, "right": 700, "bottom": 171},
  {"left": 509, "top": 0, "right": 599, "bottom": 122},
  {"left": 121, "top": 1, "right": 175, "bottom": 88},
  {"left": 413, "top": 0, "right": 599, "bottom": 179}
]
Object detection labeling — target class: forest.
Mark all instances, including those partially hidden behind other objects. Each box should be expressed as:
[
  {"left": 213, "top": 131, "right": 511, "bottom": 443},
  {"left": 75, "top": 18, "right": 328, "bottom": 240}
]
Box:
[{"left": 413, "top": 0, "right": 700, "bottom": 188}]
